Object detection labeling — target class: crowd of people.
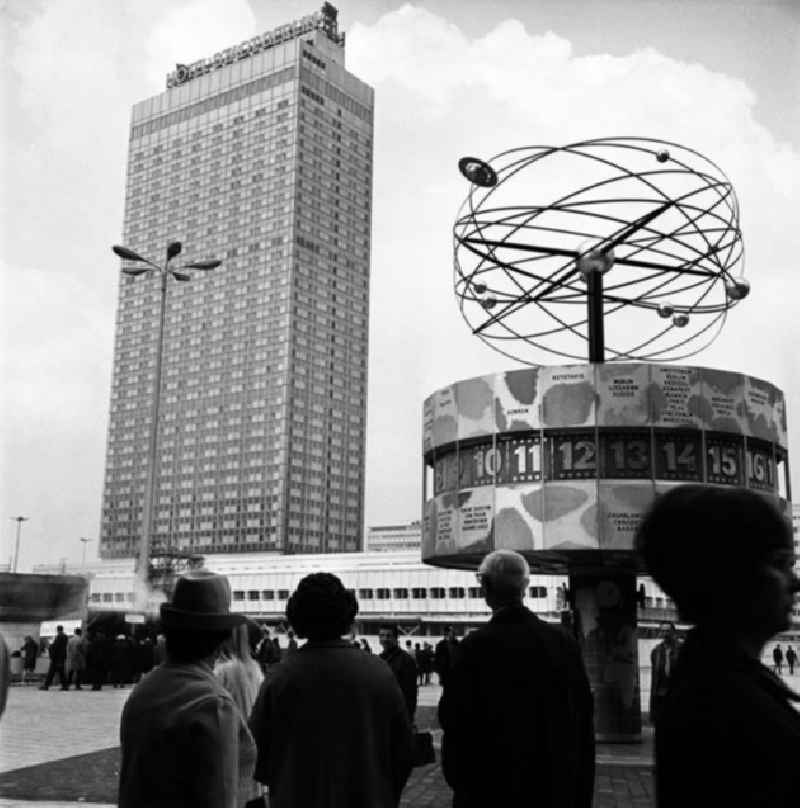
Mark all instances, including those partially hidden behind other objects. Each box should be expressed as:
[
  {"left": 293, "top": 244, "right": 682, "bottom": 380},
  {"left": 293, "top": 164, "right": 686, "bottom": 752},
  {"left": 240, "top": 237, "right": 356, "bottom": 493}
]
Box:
[
  {"left": 3, "top": 485, "right": 799, "bottom": 807},
  {"left": 115, "top": 550, "right": 595, "bottom": 808},
  {"left": 32, "top": 625, "right": 159, "bottom": 691}
]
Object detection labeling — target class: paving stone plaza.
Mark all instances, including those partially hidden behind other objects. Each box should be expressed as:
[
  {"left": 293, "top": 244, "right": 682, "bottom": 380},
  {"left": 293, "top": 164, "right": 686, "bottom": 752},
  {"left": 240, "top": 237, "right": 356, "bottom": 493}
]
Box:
[{"left": 0, "top": 681, "right": 656, "bottom": 808}]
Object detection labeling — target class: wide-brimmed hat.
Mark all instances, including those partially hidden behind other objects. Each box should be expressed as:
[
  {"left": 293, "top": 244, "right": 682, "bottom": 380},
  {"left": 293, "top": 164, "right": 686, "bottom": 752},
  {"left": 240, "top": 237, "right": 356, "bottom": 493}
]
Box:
[{"left": 160, "top": 570, "right": 245, "bottom": 631}]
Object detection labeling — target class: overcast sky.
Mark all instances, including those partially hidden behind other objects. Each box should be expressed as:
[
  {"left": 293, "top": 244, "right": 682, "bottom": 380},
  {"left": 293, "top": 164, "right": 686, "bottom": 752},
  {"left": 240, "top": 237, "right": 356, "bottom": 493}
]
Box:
[{"left": 2, "top": 0, "right": 798, "bottom": 571}]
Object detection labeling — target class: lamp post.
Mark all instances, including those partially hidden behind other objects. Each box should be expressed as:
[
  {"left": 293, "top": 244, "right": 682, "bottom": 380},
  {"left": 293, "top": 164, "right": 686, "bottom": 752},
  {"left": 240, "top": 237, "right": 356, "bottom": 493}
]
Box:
[
  {"left": 79, "top": 537, "right": 93, "bottom": 570},
  {"left": 10, "top": 516, "right": 29, "bottom": 573},
  {"left": 111, "top": 242, "right": 221, "bottom": 608}
]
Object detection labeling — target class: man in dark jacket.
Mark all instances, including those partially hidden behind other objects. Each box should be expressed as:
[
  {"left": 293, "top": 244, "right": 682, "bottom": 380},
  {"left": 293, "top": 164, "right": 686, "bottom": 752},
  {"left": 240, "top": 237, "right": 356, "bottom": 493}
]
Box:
[
  {"left": 379, "top": 625, "right": 418, "bottom": 721},
  {"left": 786, "top": 645, "right": 797, "bottom": 675},
  {"left": 439, "top": 550, "right": 594, "bottom": 808},
  {"left": 87, "top": 630, "right": 110, "bottom": 690},
  {"left": 649, "top": 622, "right": 681, "bottom": 724},
  {"left": 40, "top": 625, "right": 69, "bottom": 691},
  {"left": 434, "top": 626, "right": 460, "bottom": 688},
  {"left": 257, "top": 628, "right": 280, "bottom": 673}
]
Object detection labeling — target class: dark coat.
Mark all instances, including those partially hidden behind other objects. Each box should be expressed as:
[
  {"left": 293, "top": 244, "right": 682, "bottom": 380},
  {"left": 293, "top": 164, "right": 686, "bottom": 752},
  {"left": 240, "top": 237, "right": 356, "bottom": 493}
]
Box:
[
  {"left": 439, "top": 605, "right": 595, "bottom": 808},
  {"left": 649, "top": 639, "right": 681, "bottom": 720},
  {"left": 380, "top": 645, "right": 418, "bottom": 720},
  {"left": 250, "top": 639, "right": 413, "bottom": 808},
  {"left": 655, "top": 628, "right": 800, "bottom": 807},
  {"left": 22, "top": 639, "right": 38, "bottom": 669},
  {"left": 49, "top": 632, "right": 68, "bottom": 663},
  {"left": 257, "top": 638, "right": 280, "bottom": 667},
  {"left": 434, "top": 637, "right": 460, "bottom": 687}
]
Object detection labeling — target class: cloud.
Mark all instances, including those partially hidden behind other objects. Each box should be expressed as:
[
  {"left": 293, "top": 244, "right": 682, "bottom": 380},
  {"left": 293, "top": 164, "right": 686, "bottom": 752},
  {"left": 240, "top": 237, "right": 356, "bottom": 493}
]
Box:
[
  {"left": 1, "top": 0, "right": 259, "bottom": 569},
  {"left": 2, "top": 2, "right": 797, "bottom": 567},
  {"left": 144, "top": 0, "right": 257, "bottom": 87},
  {"left": 347, "top": 5, "right": 800, "bottom": 524}
]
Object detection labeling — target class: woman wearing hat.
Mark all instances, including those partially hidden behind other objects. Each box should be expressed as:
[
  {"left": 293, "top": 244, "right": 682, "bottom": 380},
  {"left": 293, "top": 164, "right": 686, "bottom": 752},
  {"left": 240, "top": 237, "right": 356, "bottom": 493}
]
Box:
[
  {"left": 118, "top": 570, "right": 256, "bottom": 808},
  {"left": 250, "top": 572, "right": 414, "bottom": 808}
]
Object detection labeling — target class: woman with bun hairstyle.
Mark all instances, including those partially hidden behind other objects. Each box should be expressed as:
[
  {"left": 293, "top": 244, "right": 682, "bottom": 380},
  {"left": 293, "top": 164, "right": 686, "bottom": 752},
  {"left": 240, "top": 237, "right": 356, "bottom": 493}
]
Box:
[
  {"left": 249, "top": 572, "right": 414, "bottom": 808},
  {"left": 636, "top": 486, "right": 800, "bottom": 807}
]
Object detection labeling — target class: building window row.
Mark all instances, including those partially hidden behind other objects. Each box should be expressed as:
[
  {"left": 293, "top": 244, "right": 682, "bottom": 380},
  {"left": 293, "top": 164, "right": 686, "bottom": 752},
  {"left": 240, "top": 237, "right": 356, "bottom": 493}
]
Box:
[
  {"left": 354, "top": 586, "right": 549, "bottom": 601},
  {"left": 130, "top": 67, "right": 295, "bottom": 139}
]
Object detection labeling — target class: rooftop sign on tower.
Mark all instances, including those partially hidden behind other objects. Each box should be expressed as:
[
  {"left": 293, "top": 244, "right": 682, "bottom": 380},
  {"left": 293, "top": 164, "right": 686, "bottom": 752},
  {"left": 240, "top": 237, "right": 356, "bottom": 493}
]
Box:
[{"left": 166, "top": 3, "right": 343, "bottom": 88}]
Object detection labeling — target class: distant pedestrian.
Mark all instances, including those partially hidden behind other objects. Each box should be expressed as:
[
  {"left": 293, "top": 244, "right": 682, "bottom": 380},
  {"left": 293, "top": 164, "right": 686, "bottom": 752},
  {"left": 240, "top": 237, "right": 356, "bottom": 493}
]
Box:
[
  {"left": 119, "top": 570, "right": 254, "bottom": 808},
  {"left": 22, "top": 635, "right": 38, "bottom": 684},
  {"left": 87, "top": 630, "right": 110, "bottom": 690},
  {"left": 434, "top": 625, "right": 460, "bottom": 688},
  {"left": 66, "top": 628, "right": 87, "bottom": 690},
  {"left": 439, "top": 550, "right": 594, "bottom": 808},
  {"left": 773, "top": 643, "right": 784, "bottom": 675},
  {"left": 250, "top": 573, "right": 413, "bottom": 808},
  {"left": 414, "top": 643, "right": 424, "bottom": 685},
  {"left": 787, "top": 646, "right": 797, "bottom": 675},
  {"left": 111, "top": 634, "right": 134, "bottom": 687},
  {"left": 636, "top": 485, "right": 800, "bottom": 807},
  {"left": 153, "top": 632, "right": 167, "bottom": 667},
  {"left": 379, "top": 624, "right": 418, "bottom": 721},
  {"left": 649, "top": 622, "right": 681, "bottom": 724},
  {"left": 257, "top": 628, "right": 279, "bottom": 674},
  {"left": 421, "top": 643, "right": 434, "bottom": 684},
  {"left": 214, "top": 623, "right": 264, "bottom": 807},
  {"left": 40, "top": 625, "right": 68, "bottom": 691},
  {"left": 0, "top": 633, "right": 9, "bottom": 720},
  {"left": 136, "top": 636, "right": 155, "bottom": 678},
  {"left": 246, "top": 620, "right": 262, "bottom": 659},
  {"left": 361, "top": 638, "right": 373, "bottom": 653},
  {"left": 286, "top": 629, "right": 298, "bottom": 655}
]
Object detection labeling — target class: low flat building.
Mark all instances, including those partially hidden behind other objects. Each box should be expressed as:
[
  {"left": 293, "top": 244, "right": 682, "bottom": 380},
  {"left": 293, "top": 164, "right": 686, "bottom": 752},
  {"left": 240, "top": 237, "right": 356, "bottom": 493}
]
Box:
[
  {"left": 36, "top": 551, "right": 562, "bottom": 638},
  {"left": 366, "top": 522, "right": 422, "bottom": 553}
]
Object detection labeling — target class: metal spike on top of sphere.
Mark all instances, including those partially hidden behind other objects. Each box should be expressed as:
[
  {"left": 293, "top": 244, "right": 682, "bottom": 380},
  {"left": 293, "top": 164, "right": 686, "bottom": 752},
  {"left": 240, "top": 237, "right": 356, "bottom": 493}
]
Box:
[{"left": 454, "top": 138, "right": 749, "bottom": 364}]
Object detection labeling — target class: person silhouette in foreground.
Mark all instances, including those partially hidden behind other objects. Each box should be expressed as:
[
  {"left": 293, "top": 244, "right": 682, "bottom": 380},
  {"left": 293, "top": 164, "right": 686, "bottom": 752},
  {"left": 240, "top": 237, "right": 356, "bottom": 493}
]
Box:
[
  {"left": 249, "top": 573, "right": 413, "bottom": 808},
  {"left": 439, "top": 549, "right": 594, "bottom": 808},
  {"left": 118, "top": 571, "right": 254, "bottom": 808},
  {"left": 636, "top": 485, "right": 800, "bottom": 808}
]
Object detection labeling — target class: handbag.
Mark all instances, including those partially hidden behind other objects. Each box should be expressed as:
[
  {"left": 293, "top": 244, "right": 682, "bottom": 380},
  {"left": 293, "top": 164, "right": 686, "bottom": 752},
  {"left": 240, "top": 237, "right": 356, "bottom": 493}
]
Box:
[{"left": 413, "top": 730, "right": 435, "bottom": 767}]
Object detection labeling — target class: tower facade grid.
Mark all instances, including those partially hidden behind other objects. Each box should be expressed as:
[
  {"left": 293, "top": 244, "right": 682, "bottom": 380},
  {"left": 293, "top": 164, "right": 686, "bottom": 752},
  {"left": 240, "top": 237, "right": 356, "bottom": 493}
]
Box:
[{"left": 100, "top": 6, "right": 373, "bottom": 559}]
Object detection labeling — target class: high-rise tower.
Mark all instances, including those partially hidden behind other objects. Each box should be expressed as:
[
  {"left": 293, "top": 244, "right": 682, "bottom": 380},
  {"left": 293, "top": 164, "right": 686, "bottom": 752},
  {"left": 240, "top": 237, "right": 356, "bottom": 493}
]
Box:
[{"left": 100, "top": 5, "right": 373, "bottom": 559}]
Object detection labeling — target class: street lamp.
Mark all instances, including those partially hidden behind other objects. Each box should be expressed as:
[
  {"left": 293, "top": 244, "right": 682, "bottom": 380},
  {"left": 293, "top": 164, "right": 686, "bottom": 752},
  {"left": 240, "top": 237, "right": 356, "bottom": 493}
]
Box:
[
  {"left": 111, "top": 242, "right": 221, "bottom": 608},
  {"left": 79, "top": 537, "right": 93, "bottom": 570},
  {"left": 10, "top": 516, "right": 29, "bottom": 573}
]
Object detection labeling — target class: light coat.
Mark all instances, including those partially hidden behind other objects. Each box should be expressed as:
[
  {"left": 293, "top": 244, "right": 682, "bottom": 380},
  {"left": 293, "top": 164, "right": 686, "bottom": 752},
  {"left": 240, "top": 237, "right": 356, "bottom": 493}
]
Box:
[{"left": 119, "top": 661, "right": 255, "bottom": 808}]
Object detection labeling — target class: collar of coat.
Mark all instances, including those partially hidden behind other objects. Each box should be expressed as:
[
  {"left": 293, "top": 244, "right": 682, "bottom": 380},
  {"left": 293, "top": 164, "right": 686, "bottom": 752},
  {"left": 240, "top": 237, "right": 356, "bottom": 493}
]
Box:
[
  {"left": 678, "top": 627, "right": 800, "bottom": 703},
  {"left": 488, "top": 602, "right": 533, "bottom": 624},
  {"left": 301, "top": 639, "right": 353, "bottom": 649}
]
